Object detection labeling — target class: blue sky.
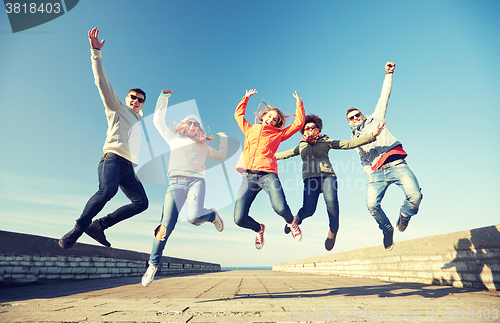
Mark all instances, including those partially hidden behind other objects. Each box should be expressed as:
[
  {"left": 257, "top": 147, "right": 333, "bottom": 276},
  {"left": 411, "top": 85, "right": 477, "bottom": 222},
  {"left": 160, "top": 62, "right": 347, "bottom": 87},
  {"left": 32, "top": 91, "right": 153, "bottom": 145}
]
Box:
[{"left": 1, "top": 0, "right": 499, "bottom": 267}]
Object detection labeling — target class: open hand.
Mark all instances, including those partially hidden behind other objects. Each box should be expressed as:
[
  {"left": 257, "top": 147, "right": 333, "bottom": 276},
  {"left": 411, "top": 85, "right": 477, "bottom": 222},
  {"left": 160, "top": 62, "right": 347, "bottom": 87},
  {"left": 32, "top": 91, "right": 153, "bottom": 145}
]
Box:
[
  {"left": 373, "top": 120, "right": 386, "bottom": 137},
  {"left": 292, "top": 91, "right": 302, "bottom": 102},
  {"left": 88, "top": 27, "right": 105, "bottom": 50},
  {"left": 245, "top": 89, "right": 257, "bottom": 98}
]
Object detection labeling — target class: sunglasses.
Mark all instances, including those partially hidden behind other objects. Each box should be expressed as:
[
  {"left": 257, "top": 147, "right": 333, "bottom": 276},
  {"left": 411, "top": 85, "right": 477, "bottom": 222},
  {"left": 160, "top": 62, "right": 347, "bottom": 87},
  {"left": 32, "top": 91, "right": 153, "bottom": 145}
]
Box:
[
  {"left": 348, "top": 112, "right": 361, "bottom": 121},
  {"left": 130, "top": 94, "right": 145, "bottom": 104},
  {"left": 304, "top": 125, "right": 318, "bottom": 131},
  {"left": 187, "top": 120, "right": 200, "bottom": 128}
]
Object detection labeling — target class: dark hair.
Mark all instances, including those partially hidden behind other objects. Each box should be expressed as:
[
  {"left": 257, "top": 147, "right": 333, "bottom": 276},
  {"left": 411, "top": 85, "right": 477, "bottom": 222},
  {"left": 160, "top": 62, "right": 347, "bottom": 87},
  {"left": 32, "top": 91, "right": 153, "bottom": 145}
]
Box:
[
  {"left": 128, "top": 88, "right": 146, "bottom": 102},
  {"left": 346, "top": 107, "right": 360, "bottom": 118},
  {"left": 300, "top": 114, "right": 323, "bottom": 134}
]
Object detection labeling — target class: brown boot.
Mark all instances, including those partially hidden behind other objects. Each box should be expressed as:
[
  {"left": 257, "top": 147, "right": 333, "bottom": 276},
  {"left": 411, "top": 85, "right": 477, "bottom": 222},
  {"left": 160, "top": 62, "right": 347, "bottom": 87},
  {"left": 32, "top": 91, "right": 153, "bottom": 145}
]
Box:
[
  {"left": 85, "top": 221, "right": 111, "bottom": 247},
  {"left": 59, "top": 226, "right": 84, "bottom": 249}
]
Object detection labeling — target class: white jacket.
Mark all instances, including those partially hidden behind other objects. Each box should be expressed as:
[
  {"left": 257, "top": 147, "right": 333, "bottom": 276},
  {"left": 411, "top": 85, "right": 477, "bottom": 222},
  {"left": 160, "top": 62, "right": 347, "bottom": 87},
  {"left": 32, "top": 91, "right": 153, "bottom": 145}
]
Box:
[{"left": 153, "top": 93, "right": 227, "bottom": 178}]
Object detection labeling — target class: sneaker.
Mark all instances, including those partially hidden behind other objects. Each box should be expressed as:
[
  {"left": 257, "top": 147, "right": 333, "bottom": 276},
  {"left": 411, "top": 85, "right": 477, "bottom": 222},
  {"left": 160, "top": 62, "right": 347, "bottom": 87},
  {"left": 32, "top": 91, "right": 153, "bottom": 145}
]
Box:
[
  {"left": 287, "top": 220, "right": 302, "bottom": 241},
  {"left": 383, "top": 228, "right": 394, "bottom": 251},
  {"left": 255, "top": 224, "right": 265, "bottom": 250},
  {"left": 142, "top": 262, "right": 158, "bottom": 287},
  {"left": 325, "top": 230, "right": 337, "bottom": 251},
  {"left": 211, "top": 208, "right": 224, "bottom": 232},
  {"left": 59, "top": 226, "right": 84, "bottom": 249},
  {"left": 283, "top": 215, "right": 296, "bottom": 235},
  {"left": 85, "top": 221, "right": 111, "bottom": 247},
  {"left": 396, "top": 213, "right": 411, "bottom": 232}
]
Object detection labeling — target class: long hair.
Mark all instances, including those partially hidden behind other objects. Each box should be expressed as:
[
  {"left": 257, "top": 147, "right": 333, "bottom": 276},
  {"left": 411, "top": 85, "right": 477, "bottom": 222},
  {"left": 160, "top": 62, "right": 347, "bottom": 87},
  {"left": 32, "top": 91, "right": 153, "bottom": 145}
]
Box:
[
  {"left": 254, "top": 101, "right": 291, "bottom": 129},
  {"left": 172, "top": 120, "right": 213, "bottom": 143}
]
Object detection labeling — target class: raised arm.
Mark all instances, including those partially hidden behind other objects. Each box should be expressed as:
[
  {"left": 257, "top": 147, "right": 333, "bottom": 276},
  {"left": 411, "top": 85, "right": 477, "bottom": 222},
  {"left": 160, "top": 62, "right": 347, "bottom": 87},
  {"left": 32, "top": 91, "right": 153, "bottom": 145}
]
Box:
[
  {"left": 372, "top": 62, "right": 395, "bottom": 120},
  {"left": 280, "top": 91, "right": 305, "bottom": 140},
  {"left": 234, "top": 89, "right": 257, "bottom": 134},
  {"left": 153, "top": 89, "right": 175, "bottom": 142},
  {"left": 89, "top": 27, "right": 123, "bottom": 111},
  {"left": 207, "top": 132, "right": 228, "bottom": 160}
]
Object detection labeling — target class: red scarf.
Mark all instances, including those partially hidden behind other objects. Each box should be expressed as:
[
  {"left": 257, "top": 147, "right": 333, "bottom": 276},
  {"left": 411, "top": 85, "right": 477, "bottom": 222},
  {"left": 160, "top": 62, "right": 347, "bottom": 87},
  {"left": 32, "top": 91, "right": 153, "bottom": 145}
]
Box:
[{"left": 302, "top": 129, "right": 320, "bottom": 144}]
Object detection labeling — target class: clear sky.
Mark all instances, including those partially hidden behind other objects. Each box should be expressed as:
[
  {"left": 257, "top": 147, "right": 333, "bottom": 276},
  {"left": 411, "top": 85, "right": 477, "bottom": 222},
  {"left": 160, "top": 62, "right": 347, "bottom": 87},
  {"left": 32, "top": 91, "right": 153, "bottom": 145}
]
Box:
[{"left": 1, "top": 0, "right": 499, "bottom": 268}]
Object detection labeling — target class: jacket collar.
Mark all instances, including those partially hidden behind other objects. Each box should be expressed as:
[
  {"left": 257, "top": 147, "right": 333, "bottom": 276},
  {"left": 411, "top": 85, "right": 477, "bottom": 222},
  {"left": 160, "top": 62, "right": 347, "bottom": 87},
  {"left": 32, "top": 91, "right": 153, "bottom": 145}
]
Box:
[{"left": 351, "top": 118, "right": 367, "bottom": 135}]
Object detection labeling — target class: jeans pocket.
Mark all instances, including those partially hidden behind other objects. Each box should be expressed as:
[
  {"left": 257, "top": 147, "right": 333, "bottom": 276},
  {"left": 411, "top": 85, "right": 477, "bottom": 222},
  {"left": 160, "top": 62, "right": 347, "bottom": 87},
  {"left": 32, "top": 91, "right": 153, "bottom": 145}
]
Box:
[{"left": 393, "top": 160, "right": 407, "bottom": 168}]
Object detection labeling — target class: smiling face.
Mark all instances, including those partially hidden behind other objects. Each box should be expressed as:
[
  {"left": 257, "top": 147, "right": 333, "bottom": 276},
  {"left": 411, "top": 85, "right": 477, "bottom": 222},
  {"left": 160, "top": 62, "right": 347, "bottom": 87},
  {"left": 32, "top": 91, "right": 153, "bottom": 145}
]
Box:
[
  {"left": 125, "top": 91, "right": 145, "bottom": 114},
  {"left": 303, "top": 122, "right": 319, "bottom": 135},
  {"left": 186, "top": 118, "right": 200, "bottom": 138},
  {"left": 347, "top": 109, "right": 364, "bottom": 127},
  {"left": 261, "top": 110, "right": 279, "bottom": 127}
]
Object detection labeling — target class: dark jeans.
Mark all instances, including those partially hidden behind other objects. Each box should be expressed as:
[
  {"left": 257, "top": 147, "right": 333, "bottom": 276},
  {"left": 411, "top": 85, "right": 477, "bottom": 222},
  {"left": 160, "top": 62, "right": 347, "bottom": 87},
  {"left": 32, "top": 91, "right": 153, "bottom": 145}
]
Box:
[
  {"left": 75, "top": 153, "right": 148, "bottom": 230},
  {"left": 296, "top": 176, "right": 339, "bottom": 234},
  {"left": 234, "top": 171, "right": 294, "bottom": 232}
]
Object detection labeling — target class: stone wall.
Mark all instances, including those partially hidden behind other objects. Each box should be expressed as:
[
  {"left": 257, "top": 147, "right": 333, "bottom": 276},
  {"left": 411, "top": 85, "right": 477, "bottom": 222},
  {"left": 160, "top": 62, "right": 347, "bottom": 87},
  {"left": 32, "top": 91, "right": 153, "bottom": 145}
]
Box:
[
  {"left": 0, "top": 230, "right": 220, "bottom": 287},
  {"left": 273, "top": 225, "right": 500, "bottom": 291}
]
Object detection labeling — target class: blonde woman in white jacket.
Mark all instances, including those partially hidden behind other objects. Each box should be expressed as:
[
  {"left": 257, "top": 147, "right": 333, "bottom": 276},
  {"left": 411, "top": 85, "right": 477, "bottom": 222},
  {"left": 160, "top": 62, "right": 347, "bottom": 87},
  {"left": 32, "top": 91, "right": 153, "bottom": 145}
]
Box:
[{"left": 142, "top": 89, "right": 227, "bottom": 286}]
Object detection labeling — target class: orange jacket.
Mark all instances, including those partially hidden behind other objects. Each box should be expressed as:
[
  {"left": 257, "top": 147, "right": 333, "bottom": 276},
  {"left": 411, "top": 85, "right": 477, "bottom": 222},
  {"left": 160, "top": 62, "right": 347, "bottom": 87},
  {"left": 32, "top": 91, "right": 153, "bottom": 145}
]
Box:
[{"left": 234, "top": 96, "right": 305, "bottom": 174}]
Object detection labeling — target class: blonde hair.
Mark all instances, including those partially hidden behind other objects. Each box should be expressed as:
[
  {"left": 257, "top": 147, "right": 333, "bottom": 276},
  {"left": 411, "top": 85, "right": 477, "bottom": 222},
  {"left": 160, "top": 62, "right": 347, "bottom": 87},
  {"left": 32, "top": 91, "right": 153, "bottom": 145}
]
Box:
[
  {"left": 254, "top": 101, "right": 291, "bottom": 129},
  {"left": 173, "top": 120, "right": 213, "bottom": 143}
]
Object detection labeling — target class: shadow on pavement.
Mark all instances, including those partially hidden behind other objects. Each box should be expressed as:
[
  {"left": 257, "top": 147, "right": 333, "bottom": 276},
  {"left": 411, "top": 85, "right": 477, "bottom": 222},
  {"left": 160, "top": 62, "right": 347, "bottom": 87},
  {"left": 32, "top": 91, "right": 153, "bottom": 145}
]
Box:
[
  {"left": 198, "top": 281, "right": 479, "bottom": 303},
  {"left": 0, "top": 273, "right": 199, "bottom": 302}
]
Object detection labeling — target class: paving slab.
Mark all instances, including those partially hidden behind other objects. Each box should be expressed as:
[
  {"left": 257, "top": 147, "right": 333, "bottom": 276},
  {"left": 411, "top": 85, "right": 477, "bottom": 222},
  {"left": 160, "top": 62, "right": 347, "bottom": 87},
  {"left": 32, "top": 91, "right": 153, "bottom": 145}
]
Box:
[{"left": 1, "top": 270, "right": 499, "bottom": 322}]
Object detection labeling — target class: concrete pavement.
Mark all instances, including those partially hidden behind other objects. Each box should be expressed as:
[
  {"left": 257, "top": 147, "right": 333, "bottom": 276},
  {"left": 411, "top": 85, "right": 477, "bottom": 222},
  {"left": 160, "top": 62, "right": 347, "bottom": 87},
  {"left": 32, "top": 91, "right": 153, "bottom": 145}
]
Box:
[{"left": 1, "top": 270, "right": 499, "bottom": 322}]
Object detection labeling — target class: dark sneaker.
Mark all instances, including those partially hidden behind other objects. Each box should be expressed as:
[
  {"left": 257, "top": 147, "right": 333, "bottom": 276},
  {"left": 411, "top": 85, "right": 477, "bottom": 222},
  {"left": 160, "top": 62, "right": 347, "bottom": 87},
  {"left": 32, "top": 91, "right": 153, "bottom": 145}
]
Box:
[
  {"left": 255, "top": 224, "right": 265, "bottom": 250},
  {"left": 396, "top": 213, "right": 411, "bottom": 232},
  {"left": 59, "top": 226, "right": 83, "bottom": 249},
  {"left": 325, "top": 230, "right": 337, "bottom": 251},
  {"left": 142, "top": 261, "right": 158, "bottom": 287},
  {"left": 284, "top": 215, "right": 297, "bottom": 235},
  {"left": 85, "top": 221, "right": 111, "bottom": 247},
  {"left": 383, "top": 228, "right": 394, "bottom": 251}
]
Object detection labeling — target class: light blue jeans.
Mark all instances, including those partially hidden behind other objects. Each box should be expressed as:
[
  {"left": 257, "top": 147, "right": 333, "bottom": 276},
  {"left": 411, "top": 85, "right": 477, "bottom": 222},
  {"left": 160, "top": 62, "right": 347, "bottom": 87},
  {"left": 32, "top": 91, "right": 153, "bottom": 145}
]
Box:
[
  {"left": 149, "top": 176, "right": 215, "bottom": 265},
  {"left": 366, "top": 160, "right": 422, "bottom": 231},
  {"left": 234, "top": 170, "right": 294, "bottom": 232}
]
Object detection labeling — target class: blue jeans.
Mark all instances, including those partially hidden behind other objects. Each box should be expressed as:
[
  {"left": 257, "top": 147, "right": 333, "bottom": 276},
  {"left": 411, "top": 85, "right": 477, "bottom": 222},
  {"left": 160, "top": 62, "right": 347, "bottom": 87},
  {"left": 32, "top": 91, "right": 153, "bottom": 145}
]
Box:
[
  {"left": 366, "top": 160, "right": 422, "bottom": 231},
  {"left": 149, "top": 176, "right": 215, "bottom": 265},
  {"left": 75, "top": 153, "right": 148, "bottom": 230},
  {"left": 296, "top": 176, "right": 339, "bottom": 234},
  {"left": 234, "top": 171, "right": 294, "bottom": 232}
]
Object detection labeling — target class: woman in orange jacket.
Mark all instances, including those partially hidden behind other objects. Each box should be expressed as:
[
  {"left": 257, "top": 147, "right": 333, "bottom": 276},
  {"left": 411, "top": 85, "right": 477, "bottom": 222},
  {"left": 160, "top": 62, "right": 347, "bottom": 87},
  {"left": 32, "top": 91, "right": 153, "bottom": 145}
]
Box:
[{"left": 233, "top": 89, "right": 305, "bottom": 250}]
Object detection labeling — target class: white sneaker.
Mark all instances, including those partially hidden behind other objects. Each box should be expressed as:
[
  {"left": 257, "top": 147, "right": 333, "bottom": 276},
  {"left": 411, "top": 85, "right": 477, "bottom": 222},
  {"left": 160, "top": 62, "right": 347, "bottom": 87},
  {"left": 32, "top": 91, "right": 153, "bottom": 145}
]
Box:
[
  {"left": 211, "top": 208, "right": 224, "bottom": 232},
  {"left": 141, "top": 262, "right": 158, "bottom": 287}
]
